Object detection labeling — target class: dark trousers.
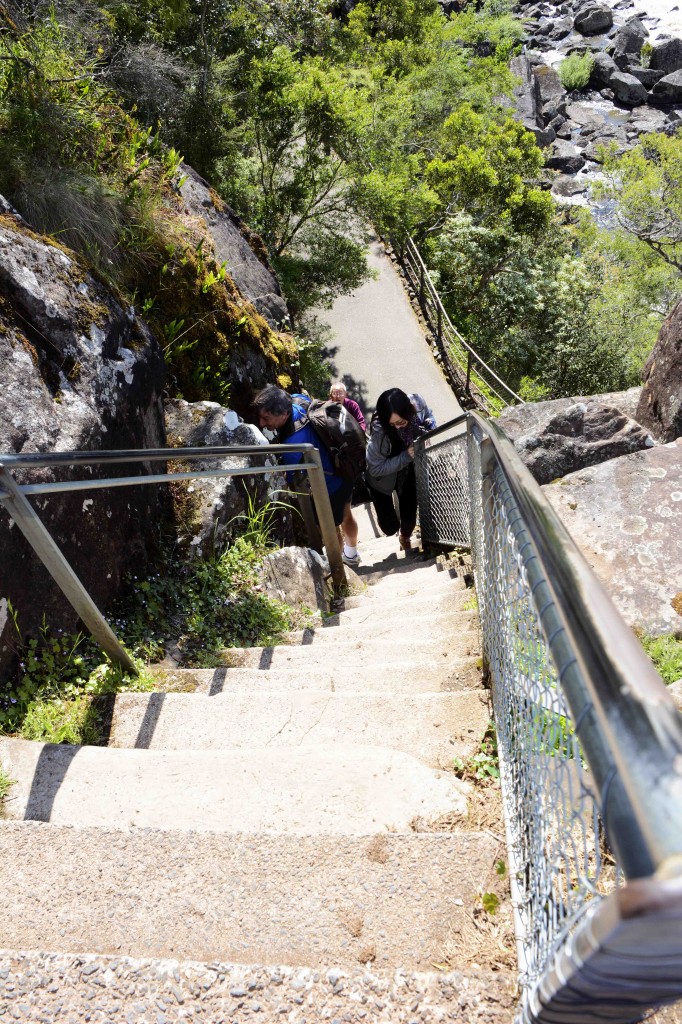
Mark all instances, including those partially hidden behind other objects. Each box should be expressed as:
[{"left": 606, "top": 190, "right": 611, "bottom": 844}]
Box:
[{"left": 366, "top": 464, "right": 418, "bottom": 537}]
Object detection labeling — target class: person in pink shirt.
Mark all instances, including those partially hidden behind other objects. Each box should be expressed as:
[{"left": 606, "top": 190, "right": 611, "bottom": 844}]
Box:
[
  {"left": 329, "top": 382, "right": 366, "bottom": 566},
  {"left": 330, "top": 381, "right": 366, "bottom": 433}
]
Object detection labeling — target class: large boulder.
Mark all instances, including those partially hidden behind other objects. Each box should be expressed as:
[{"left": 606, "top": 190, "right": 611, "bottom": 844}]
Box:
[
  {"left": 652, "top": 70, "right": 682, "bottom": 102},
  {"left": 163, "top": 398, "right": 291, "bottom": 557},
  {"left": 261, "top": 547, "right": 330, "bottom": 613},
  {"left": 636, "top": 299, "right": 682, "bottom": 442},
  {"left": 612, "top": 16, "right": 649, "bottom": 60},
  {"left": 546, "top": 139, "right": 586, "bottom": 173},
  {"left": 512, "top": 401, "right": 654, "bottom": 484},
  {"left": 544, "top": 440, "right": 682, "bottom": 636},
  {"left": 650, "top": 38, "right": 682, "bottom": 76},
  {"left": 609, "top": 71, "right": 649, "bottom": 106},
  {"left": 510, "top": 55, "right": 542, "bottom": 130},
  {"left": 0, "top": 204, "right": 167, "bottom": 680},
  {"left": 498, "top": 388, "right": 644, "bottom": 441},
  {"left": 574, "top": 4, "right": 613, "bottom": 35},
  {"left": 590, "top": 51, "right": 620, "bottom": 88},
  {"left": 178, "top": 164, "right": 288, "bottom": 330},
  {"left": 534, "top": 64, "right": 565, "bottom": 114}
]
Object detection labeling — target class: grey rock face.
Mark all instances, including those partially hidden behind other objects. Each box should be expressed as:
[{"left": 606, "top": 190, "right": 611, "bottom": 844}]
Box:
[
  {"left": 610, "top": 71, "right": 649, "bottom": 105},
  {"left": 164, "top": 398, "right": 290, "bottom": 557},
  {"left": 178, "top": 164, "right": 288, "bottom": 329},
  {"left": 513, "top": 401, "right": 654, "bottom": 484},
  {"left": 0, "top": 207, "right": 166, "bottom": 679},
  {"left": 650, "top": 37, "right": 682, "bottom": 75},
  {"left": 636, "top": 298, "right": 682, "bottom": 442},
  {"left": 543, "top": 440, "right": 682, "bottom": 635},
  {"left": 652, "top": 69, "right": 682, "bottom": 101},
  {"left": 261, "top": 546, "right": 330, "bottom": 612},
  {"left": 574, "top": 4, "right": 613, "bottom": 35}
]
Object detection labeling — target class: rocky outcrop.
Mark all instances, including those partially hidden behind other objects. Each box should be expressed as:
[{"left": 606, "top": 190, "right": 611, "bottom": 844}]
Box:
[
  {"left": 0, "top": 205, "right": 167, "bottom": 679},
  {"left": 543, "top": 440, "right": 682, "bottom": 635},
  {"left": 509, "top": 400, "right": 654, "bottom": 484},
  {"left": 178, "top": 165, "right": 288, "bottom": 329},
  {"left": 636, "top": 298, "right": 682, "bottom": 442},
  {"left": 164, "top": 398, "right": 291, "bottom": 557}
]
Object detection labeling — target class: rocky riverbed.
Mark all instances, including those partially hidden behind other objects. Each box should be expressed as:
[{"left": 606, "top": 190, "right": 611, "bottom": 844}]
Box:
[{"left": 512, "top": 0, "right": 682, "bottom": 211}]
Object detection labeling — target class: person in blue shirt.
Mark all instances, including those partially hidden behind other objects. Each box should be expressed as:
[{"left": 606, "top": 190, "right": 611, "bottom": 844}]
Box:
[{"left": 251, "top": 386, "right": 357, "bottom": 546}]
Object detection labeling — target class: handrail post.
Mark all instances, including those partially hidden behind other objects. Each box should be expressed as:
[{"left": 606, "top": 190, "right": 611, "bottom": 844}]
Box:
[
  {"left": 305, "top": 449, "right": 346, "bottom": 592},
  {"left": 0, "top": 464, "right": 138, "bottom": 675},
  {"left": 419, "top": 265, "right": 425, "bottom": 307}
]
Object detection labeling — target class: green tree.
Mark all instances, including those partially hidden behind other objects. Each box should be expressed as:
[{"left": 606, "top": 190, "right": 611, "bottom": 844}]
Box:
[{"left": 599, "top": 131, "right": 682, "bottom": 273}]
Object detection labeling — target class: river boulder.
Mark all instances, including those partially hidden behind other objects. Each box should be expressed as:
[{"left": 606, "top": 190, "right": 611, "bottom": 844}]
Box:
[
  {"left": 650, "top": 37, "right": 682, "bottom": 75},
  {"left": 590, "top": 51, "right": 619, "bottom": 87},
  {"left": 610, "top": 71, "right": 649, "bottom": 106},
  {"left": 612, "top": 16, "right": 649, "bottom": 60},
  {"left": 636, "top": 298, "right": 682, "bottom": 442},
  {"left": 0, "top": 201, "right": 167, "bottom": 681},
  {"left": 574, "top": 4, "right": 613, "bottom": 35},
  {"left": 546, "top": 139, "right": 586, "bottom": 172},
  {"left": 652, "top": 69, "right": 682, "bottom": 101}
]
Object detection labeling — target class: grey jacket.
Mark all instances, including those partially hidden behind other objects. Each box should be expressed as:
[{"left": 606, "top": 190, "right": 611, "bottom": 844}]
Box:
[{"left": 365, "top": 393, "right": 436, "bottom": 494}]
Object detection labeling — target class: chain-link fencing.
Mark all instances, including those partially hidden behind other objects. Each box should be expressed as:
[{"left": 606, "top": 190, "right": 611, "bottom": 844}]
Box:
[{"left": 415, "top": 414, "right": 682, "bottom": 1023}]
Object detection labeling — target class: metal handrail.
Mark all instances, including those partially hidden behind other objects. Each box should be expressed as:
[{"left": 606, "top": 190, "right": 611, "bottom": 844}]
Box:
[
  {"left": 469, "top": 411, "right": 682, "bottom": 877},
  {"left": 0, "top": 442, "right": 347, "bottom": 674},
  {"left": 401, "top": 238, "right": 524, "bottom": 410}
]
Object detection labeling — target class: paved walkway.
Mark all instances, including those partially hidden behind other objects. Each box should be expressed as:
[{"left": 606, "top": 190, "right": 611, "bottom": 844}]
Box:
[{"left": 315, "top": 234, "right": 462, "bottom": 426}]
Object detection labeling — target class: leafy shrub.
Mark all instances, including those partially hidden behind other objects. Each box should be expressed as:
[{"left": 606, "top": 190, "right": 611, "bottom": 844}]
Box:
[
  {"left": 0, "top": 611, "right": 153, "bottom": 742},
  {"left": 558, "top": 51, "right": 595, "bottom": 91},
  {"left": 113, "top": 534, "right": 302, "bottom": 667}
]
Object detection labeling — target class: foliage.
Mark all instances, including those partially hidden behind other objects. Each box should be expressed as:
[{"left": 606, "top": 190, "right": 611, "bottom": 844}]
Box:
[
  {"left": 452, "top": 722, "right": 500, "bottom": 782},
  {"left": 597, "top": 131, "right": 682, "bottom": 274},
  {"left": 558, "top": 51, "right": 594, "bottom": 91},
  {"left": 229, "top": 494, "right": 299, "bottom": 548},
  {"left": 0, "top": 609, "right": 153, "bottom": 743},
  {"left": 639, "top": 633, "right": 682, "bottom": 685},
  {"left": 113, "top": 534, "right": 299, "bottom": 667}
]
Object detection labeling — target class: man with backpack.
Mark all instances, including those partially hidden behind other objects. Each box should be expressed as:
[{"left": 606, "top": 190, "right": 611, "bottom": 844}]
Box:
[{"left": 251, "top": 385, "right": 364, "bottom": 566}]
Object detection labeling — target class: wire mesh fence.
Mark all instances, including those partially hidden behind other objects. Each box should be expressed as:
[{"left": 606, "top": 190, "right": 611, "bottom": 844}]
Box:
[
  {"left": 470, "top": 430, "right": 613, "bottom": 993},
  {"left": 416, "top": 419, "right": 615, "bottom": 998},
  {"left": 414, "top": 419, "right": 471, "bottom": 549}
]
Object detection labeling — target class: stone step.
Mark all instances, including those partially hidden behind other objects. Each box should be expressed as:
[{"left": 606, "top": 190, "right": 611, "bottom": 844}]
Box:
[
  {"left": 322, "top": 601, "right": 476, "bottom": 627},
  {"left": 0, "top": 738, "right": 468, "bottom": 833},
  {"left": 342, "top": 577, "right": 467, "bottom": 612},
  {"left": 0, "top": 950, "right": 516, "bottom": 1023},
  {"left": 216, "top": 633, "right": 478, "bottom": 669},
  {"left": 107, "top": 690, "right": 490, "bottom": 764},
  {"left": 149, "top": 658, "right": 483, "bottom": 694},
  {"left": 0, "top": 824, "right": 508, "bottom": 975},
  {"left": 275, "top": 615, "right": 477, "bottom": 648}
]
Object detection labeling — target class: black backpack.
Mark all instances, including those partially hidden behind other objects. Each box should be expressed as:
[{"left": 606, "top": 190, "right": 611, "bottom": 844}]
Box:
[{"left": 293, "top": 398, "right": 367, "bottom": 480}]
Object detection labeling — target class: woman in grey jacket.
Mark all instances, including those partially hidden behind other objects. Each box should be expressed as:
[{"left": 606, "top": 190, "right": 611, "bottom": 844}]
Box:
[{"left": 365, "top": 388, "right": 436, "bottom": 551}]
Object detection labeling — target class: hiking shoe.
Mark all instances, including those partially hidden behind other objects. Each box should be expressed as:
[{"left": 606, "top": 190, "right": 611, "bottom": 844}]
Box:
[
  {"left": 398, "top": 533, "right": 412, "bottom": 552},
  {"left": 342, "top": 550, "right": 361, "bottom": 567}
]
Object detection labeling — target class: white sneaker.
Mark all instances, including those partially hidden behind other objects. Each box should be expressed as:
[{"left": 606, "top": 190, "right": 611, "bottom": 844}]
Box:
[{"left": 342, "top": 550, "right": 361, "bottom": 567}]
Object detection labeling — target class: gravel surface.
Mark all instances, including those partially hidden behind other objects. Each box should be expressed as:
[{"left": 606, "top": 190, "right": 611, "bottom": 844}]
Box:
[{"left": 0, "top": 951, "right": 516, "bottom": 1023}]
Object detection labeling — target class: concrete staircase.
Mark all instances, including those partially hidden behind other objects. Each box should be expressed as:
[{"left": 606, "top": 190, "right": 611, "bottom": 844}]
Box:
[{"left": 0, "top": 505, "right": 517, "bottom": 1022}]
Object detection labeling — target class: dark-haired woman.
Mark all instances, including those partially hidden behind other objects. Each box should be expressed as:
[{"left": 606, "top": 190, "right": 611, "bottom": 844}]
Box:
[{"left": 365, "top": 388, "right": 436, "bottom": 551}]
